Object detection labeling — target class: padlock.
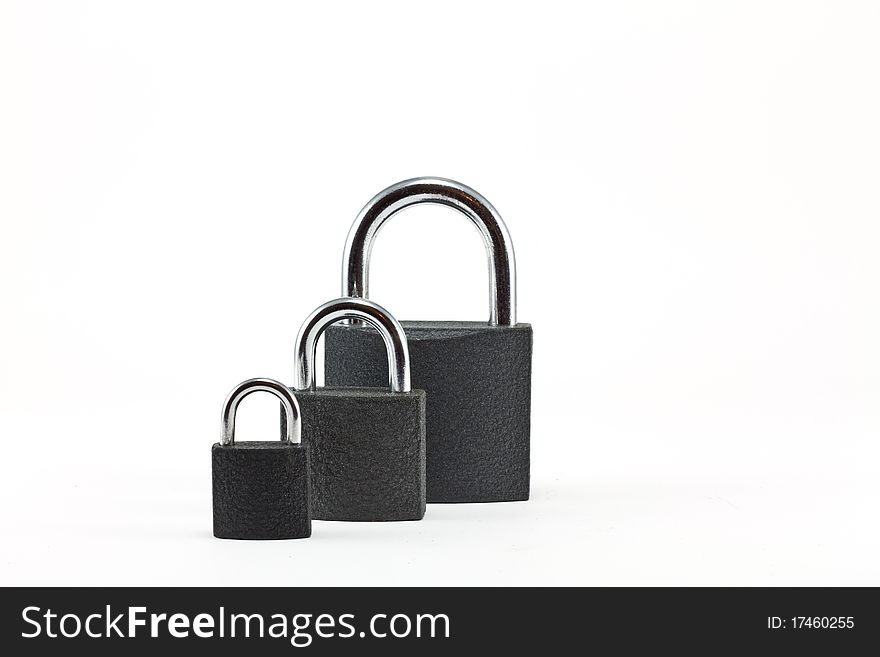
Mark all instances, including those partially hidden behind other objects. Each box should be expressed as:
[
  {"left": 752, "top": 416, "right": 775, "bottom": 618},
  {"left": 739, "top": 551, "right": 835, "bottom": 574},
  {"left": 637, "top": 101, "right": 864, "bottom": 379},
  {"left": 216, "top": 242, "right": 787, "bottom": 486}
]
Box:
[
  {"left": 282, "top": 297, "right": 426, "bottom": 521},
  {"left": 212, "top": 378, "right": 311, "bottom": 539},
  {"left": 324, "top": 177, "right": 532, "bottom": 503}
]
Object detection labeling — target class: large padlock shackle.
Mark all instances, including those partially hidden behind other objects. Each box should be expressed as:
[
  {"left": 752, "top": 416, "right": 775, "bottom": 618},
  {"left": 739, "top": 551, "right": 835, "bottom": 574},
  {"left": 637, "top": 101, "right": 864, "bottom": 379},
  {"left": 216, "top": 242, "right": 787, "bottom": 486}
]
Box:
[
  {"left": 221, "top": 378, "right": 301, "bottom": 445},
  {"left": 342, "top": 177, "right": 517, "bottom": 326},
  {"left": 296, "top": 297, "right": 411, "bottom": 393}
]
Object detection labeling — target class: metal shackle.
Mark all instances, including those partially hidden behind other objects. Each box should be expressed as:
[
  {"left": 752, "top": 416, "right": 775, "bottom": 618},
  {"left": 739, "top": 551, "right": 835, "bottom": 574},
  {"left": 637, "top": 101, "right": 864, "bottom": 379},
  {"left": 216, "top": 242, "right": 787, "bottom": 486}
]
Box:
[
  {"left": 295, "top": 297, "right": 411, "bottom": 393},
  {"left": 221, "top": 378, "right": 302, "bottom": 445},
  {"left": 342, "top": 177, "right": 517, "bottom": 326}
]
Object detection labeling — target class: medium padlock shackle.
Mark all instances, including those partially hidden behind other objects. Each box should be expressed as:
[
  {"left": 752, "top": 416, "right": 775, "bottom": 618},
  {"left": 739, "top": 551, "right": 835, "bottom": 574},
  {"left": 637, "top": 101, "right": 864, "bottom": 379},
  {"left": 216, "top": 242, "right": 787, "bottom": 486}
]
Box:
[
  {"left": 296, "top": 297, "right": 411, "bottom": 393},
  {"left": 221, "top": 378, "right": 301, "bottom": 445},
  {"left": 342, "top": 177, "right": 517, "bottom": 326}
]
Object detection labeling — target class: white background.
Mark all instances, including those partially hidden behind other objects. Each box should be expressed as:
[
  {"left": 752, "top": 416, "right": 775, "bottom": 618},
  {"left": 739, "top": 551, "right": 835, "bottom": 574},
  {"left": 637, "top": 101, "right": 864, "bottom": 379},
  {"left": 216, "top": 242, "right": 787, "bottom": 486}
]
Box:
[{"left": 1, "top": 1, "right": 878, "bottom": 586}]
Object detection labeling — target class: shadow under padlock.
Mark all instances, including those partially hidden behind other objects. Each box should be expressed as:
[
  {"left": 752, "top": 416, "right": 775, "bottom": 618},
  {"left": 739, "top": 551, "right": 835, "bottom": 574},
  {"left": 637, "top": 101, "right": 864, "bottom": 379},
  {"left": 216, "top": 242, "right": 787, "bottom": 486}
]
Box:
[
  {"left": 324, "top": 177, "right": 532, "bottom": 504},
  {"left": 281, "top": 297, "right": 427, "bottom": 522}
]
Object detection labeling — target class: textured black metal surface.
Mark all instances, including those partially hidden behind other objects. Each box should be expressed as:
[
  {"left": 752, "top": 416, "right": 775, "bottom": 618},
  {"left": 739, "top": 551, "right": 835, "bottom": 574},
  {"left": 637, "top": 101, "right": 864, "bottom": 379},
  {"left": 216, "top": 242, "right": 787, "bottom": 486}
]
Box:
[
  {"left": 212, "top": 442, "right": 311, "bottom": 540},
  {"left": 325, "top": 321, "right": 532, "bottom": 503},
  {"left": 282, "top": 388, "right": 426, "bottom": 521}
]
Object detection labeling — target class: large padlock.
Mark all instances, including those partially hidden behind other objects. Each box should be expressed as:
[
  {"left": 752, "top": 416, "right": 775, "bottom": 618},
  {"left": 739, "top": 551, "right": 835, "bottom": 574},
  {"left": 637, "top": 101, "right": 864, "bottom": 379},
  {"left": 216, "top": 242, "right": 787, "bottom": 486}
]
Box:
[
  {"left": 283, "top": 297, "right": 426, "bottom": 521},
  {"left": 324, "top": 177, "right": 532, "bottom": 503},
  {"left": 212, "top": 378, "right": 311, "bottom": 539}
]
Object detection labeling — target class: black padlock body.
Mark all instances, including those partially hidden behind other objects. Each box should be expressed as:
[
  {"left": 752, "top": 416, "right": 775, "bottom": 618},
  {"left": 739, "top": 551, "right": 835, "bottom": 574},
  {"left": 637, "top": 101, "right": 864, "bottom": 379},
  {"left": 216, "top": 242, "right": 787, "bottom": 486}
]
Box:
[
  {"left": 283, "top": 387, "right": 426, "bottom": 521},
  {"left": 212, "top": 442, "right": 311, "bottom": 539},
  {"left": 325, "top": 321, "right": 532, "bottom": 503}
]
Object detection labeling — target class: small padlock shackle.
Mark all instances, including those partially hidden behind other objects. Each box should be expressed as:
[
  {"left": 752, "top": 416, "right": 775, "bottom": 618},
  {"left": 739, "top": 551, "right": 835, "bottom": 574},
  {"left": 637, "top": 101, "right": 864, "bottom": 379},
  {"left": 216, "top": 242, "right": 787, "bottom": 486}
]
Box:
[
  {"left": 296, "top": 297, "right": 411, "bottom": 393},
  {"left": 342, "top": 177, "right": 517, "bottom": 326},
  {"left": 221, "top": 378, "right": 301, "bottom": 445}
]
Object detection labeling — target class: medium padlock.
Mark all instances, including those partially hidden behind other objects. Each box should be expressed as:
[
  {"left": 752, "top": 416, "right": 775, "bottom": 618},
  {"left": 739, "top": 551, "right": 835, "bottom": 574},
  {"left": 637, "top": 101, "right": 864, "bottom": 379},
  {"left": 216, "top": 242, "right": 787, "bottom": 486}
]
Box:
[
  {"left": 282, "top": 297, "right": 426, "bottom": 521},
  {"left": 324, "top": 177, "right": 532, "bottom": 503},
  {"left": 212, "top": 378, "right": 311, "bottom": 539}
]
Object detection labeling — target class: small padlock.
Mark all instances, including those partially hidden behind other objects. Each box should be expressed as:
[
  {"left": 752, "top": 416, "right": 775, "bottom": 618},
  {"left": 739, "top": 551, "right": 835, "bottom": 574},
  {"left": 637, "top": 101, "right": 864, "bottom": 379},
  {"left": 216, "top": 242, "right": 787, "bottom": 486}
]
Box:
[
  {"left": 324, "top": 177, "right": 532, "bottom": 503},
  {"left": 282, "top": 297, "right": 426, "bottom": 522},
  {"left": 212, "top": 378, "right": 311, "bottom": 539}
]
